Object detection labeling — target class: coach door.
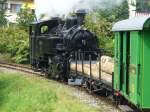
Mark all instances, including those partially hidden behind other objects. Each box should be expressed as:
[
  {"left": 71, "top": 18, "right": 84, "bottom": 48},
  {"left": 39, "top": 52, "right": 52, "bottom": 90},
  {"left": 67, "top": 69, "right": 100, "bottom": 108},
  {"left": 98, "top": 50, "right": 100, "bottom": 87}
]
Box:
[
  {"left": 128, "top": 32, "right": 139, "bottom": 104},
  {"left": 114, "top": 32, "right": 124, "bottom": 91},
  {"left": 114, "top": 31, "right": 130, "bottom": 95},
  {"left": 118, "top": 32, "right": 130, "bottom": 95}
]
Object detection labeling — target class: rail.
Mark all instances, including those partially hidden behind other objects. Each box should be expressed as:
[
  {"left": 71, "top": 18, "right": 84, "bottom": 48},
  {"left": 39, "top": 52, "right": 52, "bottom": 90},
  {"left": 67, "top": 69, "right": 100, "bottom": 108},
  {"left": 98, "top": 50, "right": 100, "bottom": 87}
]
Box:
[{"left": 0, "top": 61, "right": 41, "bottom": 76}]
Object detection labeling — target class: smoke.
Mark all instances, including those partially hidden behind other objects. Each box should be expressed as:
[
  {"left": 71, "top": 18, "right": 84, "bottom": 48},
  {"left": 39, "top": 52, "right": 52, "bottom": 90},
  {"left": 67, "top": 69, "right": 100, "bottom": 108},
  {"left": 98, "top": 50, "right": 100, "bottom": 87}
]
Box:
[
  {"left": 35, "top": 0, "right": 125, "bottom": 20},
  {"left": 35, "top": 0, "right": 80, "bottom": 19}
]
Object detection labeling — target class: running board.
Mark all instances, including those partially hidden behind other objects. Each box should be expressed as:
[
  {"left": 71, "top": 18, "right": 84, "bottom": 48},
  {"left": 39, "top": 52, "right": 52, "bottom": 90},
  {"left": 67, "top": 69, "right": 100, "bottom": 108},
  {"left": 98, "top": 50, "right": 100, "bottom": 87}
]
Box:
[
  {"left": 118, "top": 105, "right": 134, "bottom": 112},
  {"left": 68, "top": 78, "right": 83, "bottom": 86}
]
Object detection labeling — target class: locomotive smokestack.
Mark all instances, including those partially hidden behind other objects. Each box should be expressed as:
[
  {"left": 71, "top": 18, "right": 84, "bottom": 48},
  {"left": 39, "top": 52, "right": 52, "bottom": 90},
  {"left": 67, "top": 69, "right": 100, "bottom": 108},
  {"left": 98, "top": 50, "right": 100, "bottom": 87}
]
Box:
[{"left": 76, "top": 9, "right": 87, "bottom": 25}]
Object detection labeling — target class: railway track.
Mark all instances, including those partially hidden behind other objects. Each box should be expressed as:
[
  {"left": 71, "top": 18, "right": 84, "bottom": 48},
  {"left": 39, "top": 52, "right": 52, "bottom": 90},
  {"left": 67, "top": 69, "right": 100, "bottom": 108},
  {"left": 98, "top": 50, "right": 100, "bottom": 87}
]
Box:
[
  {"left": 0, "top": 61, "right": 113, "bottom": 95},
  {"left": 0, "top": 61, "right": 41, "bottom": 76}
]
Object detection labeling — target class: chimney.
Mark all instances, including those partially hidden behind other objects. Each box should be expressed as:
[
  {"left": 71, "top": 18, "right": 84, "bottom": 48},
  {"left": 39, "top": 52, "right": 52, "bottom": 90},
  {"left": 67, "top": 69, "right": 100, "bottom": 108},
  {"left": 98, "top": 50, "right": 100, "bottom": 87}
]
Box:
[{"left": 76, "top": 9, "right": 87, "bottom": 25}]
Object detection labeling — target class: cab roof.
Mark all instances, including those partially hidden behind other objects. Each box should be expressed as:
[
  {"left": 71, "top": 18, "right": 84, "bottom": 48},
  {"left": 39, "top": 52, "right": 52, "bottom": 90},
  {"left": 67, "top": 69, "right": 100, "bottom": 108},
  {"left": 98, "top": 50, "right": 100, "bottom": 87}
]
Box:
[
  {"left": 112, "top": 16, "right": 150, "bottom": 31},
  {"left": 31, "top": 17, "right": 61, "bottom": 25}
]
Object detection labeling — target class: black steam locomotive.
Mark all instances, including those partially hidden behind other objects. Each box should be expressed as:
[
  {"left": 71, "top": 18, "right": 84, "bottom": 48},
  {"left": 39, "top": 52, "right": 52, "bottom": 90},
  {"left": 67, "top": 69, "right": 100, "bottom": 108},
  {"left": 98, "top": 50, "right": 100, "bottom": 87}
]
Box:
[{"left": 29, "top": 10, "right": 99, "bottom": 80}]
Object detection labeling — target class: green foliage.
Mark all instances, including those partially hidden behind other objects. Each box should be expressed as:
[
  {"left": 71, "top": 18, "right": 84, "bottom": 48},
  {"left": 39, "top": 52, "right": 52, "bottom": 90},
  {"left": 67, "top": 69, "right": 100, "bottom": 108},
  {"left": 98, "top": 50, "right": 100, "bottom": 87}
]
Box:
[
  {"left": 96, "top": 1, "right": 129, "bottom": 22},
  {"left": 85, "top": 13, "right": 114, "bottom": 56},
  {"left": 136, "top": 0, "right": 150, "bottom": 11},
  {"left": 111, "top": 1, "right": 129, "bottom": 21},
  {"left": 85, "top": 13, "right": 113, "bottom": 46},
  {"left": 0, "top": 6, "right": 36, "bottom": 63},
  {"left": 0, "top": 26, "right": 29, "bottom": 63},
  {"left": 16, "top": 5, "right": 35, "bottom": 31},
  {"left": 85, "top": 1, "right": 129, "bottom": 56}
]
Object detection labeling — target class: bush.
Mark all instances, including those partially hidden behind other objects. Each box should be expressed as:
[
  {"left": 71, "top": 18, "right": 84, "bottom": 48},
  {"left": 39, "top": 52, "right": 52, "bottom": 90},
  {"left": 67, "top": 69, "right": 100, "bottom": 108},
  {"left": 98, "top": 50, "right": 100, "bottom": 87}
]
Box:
[
  {"left": 0, "top": 6, "right": 35, "bottom": 64},
  {"left": 0, "top": 26, "right": 29, "bottom": 63},
  {"left": 85, "top": 12, "right": 114, "bottom": 56},
  {"left": 84, "top": 1, "right": 129, "bottom": 56}
]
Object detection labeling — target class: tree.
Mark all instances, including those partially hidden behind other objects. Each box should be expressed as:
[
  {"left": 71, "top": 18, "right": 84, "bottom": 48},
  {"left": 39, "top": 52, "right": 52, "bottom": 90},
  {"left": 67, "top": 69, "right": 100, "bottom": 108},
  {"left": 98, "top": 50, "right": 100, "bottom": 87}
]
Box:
[
  {"left": 16, "top": 4, "right": 35, "bottom": 31},
  {"left": 0, "top": 3, "right": 35, "bottom": 63},
  {"left": 111, "top": 0, "right": 129, "bottom": 21},
  {"left": 97, "top": 0, "right": 129, "bottom": 22},
  {"left": 85, "top": 1, "right": 129, "bottom": 56},
  {"left": 0, "top": 0, "right": 7, "bottom": 27},
  {"left": 85, "top": 13, "right": 114, "bottom": 56},
  {"left": 136, "top": 0, "right": 150, "bottom": 12}
]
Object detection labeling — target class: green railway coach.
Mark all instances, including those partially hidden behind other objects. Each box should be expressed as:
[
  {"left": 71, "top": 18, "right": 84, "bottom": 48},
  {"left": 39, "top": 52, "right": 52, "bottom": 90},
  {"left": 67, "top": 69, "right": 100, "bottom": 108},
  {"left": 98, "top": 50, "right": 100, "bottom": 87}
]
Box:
[{"left": 112, "top": 16, "right": 150, "bottom": 110}]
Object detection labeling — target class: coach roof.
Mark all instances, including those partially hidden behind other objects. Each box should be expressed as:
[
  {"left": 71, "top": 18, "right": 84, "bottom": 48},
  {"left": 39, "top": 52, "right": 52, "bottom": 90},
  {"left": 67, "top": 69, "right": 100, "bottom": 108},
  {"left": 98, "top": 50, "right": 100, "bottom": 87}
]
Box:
[{"left": 112, "top": 16, "right": 150, "bottom": 31}]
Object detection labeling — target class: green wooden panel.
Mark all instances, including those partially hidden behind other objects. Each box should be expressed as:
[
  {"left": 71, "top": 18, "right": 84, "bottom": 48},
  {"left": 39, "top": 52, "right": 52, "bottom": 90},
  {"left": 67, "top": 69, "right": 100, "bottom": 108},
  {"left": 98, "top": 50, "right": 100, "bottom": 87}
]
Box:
[
  {"left": 142, "top": 30, "right": 150, "bottom": 108},
  {"left": 137, "top": 31, "right": 142, "bottom": 107},
  {"left": 128, "top": 31, "right": 139, "bottom": 104},
  {"left": 114, "top": 32, "right": 120, "bottom": 90}
]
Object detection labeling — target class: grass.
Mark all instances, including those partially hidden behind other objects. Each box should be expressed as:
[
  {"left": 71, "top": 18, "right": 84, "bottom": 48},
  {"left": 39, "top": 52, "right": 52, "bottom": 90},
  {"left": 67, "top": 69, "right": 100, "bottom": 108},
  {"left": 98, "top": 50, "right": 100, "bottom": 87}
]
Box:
[{"left": 0, "top": 70, "right": 100, "bottom": 112}]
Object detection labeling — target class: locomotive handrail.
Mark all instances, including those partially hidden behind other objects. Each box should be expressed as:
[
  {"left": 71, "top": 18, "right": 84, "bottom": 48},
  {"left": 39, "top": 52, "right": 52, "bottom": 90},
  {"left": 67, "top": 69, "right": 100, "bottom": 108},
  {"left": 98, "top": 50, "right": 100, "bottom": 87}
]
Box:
[{"left": 69, "top": 50, "right": 102, "bottom": 81}]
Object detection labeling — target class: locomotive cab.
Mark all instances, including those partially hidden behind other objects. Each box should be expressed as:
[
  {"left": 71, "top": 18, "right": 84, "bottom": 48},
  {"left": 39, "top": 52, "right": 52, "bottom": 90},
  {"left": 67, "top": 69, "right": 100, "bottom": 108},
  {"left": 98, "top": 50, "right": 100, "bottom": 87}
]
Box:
[{"left": 29, "top": 18, "right": 63, "bottom": 69}]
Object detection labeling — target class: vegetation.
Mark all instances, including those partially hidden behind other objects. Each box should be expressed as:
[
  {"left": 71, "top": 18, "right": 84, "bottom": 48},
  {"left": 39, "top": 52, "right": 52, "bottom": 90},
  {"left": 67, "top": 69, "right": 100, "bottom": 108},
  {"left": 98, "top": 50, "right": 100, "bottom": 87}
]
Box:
[
  {"left": 85, "top": 1, "right": 129, "bottom": 56},
  {"left": 0, "top": 71, "right": 100, "bottom": 112},
  {"left": 136, "top": 0, "right": 150, "bottom": 11},
  {"left": 0, "top": 26, "right": 29, "bottom": 63},
  {"left": 0, "top": 6, "right": 35, "bottom": 63},
  {"left": 16, "top": 5, "right": 35, "bottom": 31}
]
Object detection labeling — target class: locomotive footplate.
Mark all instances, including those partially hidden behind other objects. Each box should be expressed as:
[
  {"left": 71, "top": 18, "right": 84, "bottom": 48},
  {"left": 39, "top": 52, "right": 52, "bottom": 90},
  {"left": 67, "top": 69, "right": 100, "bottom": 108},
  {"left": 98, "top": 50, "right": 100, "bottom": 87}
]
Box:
[{"left": 118, "top": 105, "right": 134, "bottom": 112}]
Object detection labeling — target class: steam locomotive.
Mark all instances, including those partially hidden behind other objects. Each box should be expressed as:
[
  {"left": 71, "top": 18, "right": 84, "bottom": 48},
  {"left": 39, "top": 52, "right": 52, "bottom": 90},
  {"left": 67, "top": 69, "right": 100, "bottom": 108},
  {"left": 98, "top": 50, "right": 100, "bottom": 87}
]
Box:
[{"left": 29, "top": 10, "right": 99, "bottom": 80}]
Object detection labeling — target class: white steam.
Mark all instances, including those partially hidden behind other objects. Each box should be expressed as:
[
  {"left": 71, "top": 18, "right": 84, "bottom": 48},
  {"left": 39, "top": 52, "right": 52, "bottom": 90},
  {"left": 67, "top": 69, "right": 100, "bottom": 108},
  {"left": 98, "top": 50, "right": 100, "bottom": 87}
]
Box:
[{"left": 35, "top": 0, "right": 125, "bottom": 20}]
